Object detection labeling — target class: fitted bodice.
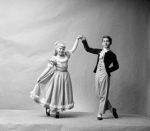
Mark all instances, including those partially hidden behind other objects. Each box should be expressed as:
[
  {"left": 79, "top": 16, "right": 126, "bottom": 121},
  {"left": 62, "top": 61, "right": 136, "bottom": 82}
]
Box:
[
  {"left": 54, "top": 55, "right": 69, "bottom": 70},
  {"left": 48, "top": 51, "right": 72, "bottom": 71}
]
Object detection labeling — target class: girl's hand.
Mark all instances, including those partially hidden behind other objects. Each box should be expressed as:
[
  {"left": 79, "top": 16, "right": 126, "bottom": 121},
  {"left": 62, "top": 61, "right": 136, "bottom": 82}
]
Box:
[
  {"left": 37, "top": 77, "right": 41, "bottom": 83},
  {"left": 77, "top": 35, "right": 83, "bottom": 40}
]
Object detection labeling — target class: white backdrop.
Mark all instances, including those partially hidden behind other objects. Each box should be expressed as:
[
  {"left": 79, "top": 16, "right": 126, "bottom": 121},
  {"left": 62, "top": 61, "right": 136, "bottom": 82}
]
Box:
[{"left": 0, "top": 0, "right": 150, "bottom": 116}]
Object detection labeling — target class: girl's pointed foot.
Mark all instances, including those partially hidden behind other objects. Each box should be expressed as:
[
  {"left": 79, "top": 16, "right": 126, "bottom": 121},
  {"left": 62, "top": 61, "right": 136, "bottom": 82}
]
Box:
[
  {"left": 46, "top": 108, "right": 50, "bottom": 116},
  {"left": 55, "top": 112, "right": 60, "bottom": 118}
]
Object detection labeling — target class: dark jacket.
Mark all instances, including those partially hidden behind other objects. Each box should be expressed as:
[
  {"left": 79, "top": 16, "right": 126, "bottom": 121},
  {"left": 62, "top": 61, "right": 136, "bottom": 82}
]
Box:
[{"left": 82, "top": 40, "right": 119, "bottom": 76}]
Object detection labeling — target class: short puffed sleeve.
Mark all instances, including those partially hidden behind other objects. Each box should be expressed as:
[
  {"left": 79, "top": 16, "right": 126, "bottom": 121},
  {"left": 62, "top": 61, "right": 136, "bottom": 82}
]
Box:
[
  {"left": 47, "top": 56, "right": 56, "bottom": 67},
  {"left": 65, "top": 50, "right": 72, "bottom": 59}
]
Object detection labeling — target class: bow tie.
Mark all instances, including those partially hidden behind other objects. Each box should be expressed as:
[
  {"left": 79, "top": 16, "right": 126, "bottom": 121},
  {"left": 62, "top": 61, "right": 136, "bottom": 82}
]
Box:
[{"left": 99, "top": 49, "right": 109, "bottom": 59}]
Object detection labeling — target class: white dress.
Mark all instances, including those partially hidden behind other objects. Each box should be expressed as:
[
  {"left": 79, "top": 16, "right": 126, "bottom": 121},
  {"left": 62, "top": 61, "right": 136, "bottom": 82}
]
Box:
[{"left": 30, "top": 51, "right": 74, "bottom": 112}]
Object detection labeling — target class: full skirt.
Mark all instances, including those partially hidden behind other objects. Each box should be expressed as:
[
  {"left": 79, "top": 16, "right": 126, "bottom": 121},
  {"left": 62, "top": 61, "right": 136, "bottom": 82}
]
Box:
[{"left": 30, "top": 69, "right": 74, "bottom": 112}]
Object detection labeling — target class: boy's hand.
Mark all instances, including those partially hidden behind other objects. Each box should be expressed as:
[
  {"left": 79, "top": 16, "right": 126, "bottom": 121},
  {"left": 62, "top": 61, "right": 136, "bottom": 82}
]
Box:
[
  {"left": 81, "top": 35, "right": 86, "bottom": 41},
  {"left": 77, "top": 35, "right": 83, "bottom": 40}
]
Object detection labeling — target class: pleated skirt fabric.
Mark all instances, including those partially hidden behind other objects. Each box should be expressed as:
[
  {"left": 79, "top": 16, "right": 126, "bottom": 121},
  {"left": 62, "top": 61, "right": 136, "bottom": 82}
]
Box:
[{"left": 30, "top": 69, "right": 74, "bottom": 112}]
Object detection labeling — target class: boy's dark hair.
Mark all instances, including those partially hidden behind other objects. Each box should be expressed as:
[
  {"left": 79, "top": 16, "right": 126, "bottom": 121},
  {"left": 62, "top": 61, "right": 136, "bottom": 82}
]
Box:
[{"left": 102, "top": 36, "right": 112, "bottom": 45}]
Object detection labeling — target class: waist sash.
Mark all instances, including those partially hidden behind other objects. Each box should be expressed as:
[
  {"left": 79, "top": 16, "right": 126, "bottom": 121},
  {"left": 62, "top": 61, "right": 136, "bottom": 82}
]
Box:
[{"left": 56, "top": 67, "right": 67, "bottom": 72}]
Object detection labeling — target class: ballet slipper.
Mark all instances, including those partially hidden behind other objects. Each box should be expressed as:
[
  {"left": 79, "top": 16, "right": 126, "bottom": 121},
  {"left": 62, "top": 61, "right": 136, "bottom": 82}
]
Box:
[
  {"left": 46, "top": 108, "right": 50, "bottom": 116},
  {"left": 55, "top": 112, "right": 60, "bottom": 118}
]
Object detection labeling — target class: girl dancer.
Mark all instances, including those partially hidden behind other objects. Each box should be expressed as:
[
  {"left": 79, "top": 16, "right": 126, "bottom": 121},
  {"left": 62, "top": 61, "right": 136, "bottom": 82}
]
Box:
[{"left": 30, "top": 35, "right": 83, "bottom": 118}]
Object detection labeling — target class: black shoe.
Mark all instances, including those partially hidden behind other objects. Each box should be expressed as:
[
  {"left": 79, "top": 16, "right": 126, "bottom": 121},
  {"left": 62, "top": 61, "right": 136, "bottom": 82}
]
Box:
[
  {"left": 97, "top": 117, "right": 103, "bottom": 120},
  {"left": 55, "top": 112, "right": 59, "bottom": 118},
  {"left": 46, "top": 108, "right": 50, "bottom": 116},
  {"left": 112, "top": 108, "right": 118, "bottom": 118}
]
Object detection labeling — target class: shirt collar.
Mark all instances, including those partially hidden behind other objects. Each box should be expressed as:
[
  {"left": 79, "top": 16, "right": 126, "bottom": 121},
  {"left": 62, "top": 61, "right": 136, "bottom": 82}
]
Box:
[{"left": 102, "top": 48, "right": 110, "bottom": 52}]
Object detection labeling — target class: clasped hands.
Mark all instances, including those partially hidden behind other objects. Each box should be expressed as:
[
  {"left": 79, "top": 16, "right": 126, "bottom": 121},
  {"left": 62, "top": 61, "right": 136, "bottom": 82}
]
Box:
[
  {"left": 77, "top": 35, "right": 86, "bottom": 41},
  {"left": 36, "top": 35, "right": 86, "bottom": 83}
]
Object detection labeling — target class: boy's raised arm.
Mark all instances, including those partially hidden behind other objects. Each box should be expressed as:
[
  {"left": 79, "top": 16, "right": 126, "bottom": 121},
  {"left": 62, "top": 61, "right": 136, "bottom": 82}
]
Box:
[{"left": 81, "top": 35, "right": 101, "bottom": 54}]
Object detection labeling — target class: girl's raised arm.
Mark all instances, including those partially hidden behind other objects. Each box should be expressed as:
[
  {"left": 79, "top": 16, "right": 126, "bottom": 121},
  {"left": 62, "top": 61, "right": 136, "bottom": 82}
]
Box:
[{"left": 69, "top": 35, "right": 83, "bottom": 54}]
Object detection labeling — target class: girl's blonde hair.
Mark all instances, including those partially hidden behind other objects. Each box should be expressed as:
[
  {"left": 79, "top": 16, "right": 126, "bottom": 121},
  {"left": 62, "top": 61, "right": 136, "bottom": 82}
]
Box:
[{"left": 54, "top": 41, "right": 66, "bottom": 56}]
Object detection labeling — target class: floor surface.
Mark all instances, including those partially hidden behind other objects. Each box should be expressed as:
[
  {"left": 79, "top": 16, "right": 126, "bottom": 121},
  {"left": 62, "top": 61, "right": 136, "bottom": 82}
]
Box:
[{"left": 0, "top": 110, "right": 150, "bottom": 131}]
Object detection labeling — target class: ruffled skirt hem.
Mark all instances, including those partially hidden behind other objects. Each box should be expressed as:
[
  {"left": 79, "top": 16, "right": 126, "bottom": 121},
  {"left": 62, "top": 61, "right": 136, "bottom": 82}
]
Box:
[{"left": 30, "top": 93, "right": 74, "bottom": 112}]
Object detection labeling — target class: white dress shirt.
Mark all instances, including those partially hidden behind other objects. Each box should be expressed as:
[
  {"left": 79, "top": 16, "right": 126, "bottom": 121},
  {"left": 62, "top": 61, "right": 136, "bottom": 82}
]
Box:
[{"left": 99, "top": 48, "right": 110, "bottom": 59}]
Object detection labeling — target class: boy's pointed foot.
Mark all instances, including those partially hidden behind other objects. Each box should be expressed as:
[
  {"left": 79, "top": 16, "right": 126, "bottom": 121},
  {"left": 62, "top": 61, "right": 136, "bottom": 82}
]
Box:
[
  {"left": 97, "top": 113, "right": 103, "bottom": 120},
  {"left": 112, "top": 108, "right": 118, "bottom": 118},
  {"left": 97, "top": 117, "right": 103, "bottom": 120}
]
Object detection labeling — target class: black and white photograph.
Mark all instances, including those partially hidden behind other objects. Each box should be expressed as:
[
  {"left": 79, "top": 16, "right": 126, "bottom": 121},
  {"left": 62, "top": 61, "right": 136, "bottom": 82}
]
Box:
[{"left": 0, "top": 0, "right": 150, "bottom": 131}]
